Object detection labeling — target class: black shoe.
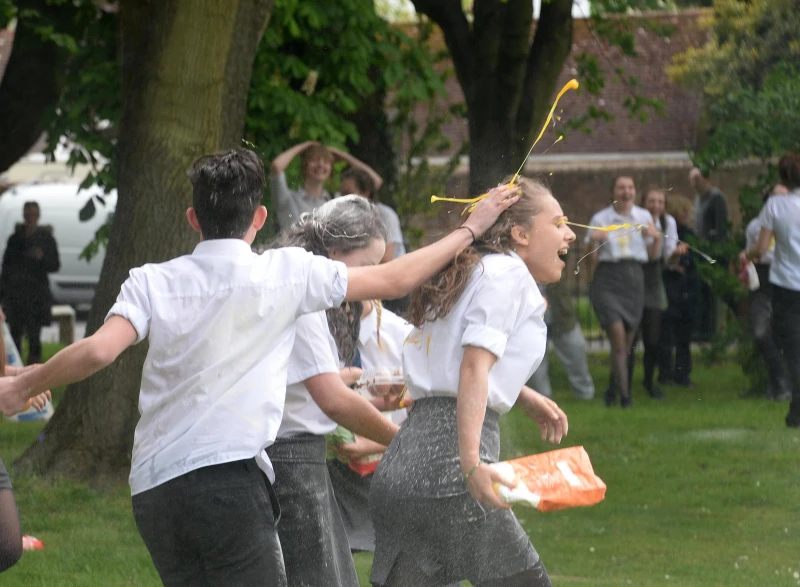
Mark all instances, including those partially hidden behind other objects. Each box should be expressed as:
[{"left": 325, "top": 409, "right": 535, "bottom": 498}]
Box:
[
  {"left": 603, "top": 387, "right": 617, "bottom": 407},
  {"left": 620, "top": 395, "right": 633, "bottom": 409},
  {"left": 786, "top": 412, "right": 800, "bottom": 428},
  {"left": 674, "top": 379, "right": 694, "bottom": 388},
  {"left": 646, "top": 385, "right": 665, "bottom": 400}
]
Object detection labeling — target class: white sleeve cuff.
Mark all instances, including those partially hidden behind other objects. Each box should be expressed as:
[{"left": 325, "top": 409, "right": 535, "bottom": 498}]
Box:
[
  {"left": 105, "top": 302, "right": 149, "bottom": 344},
  {"left": 461, "top": 323, "right": 507, "bottom": 359}
]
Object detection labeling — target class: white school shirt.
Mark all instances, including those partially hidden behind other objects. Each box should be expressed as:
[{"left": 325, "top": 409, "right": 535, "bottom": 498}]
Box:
[
  {"left": 583, "top": 205, "right": 655, "bottom": 263},
  {"left": 359, "top": 306, "right": 413, "bottom": 425},
  {"left": 659, "top": 214, "right": 679, "bottom": 262},
  {"left": 106, "top": 240, "right": 347, "bottom": 496},
  {"left": 745, "top": 215, "right": 775, "bottom": 265},
  {"left": 403, "top": 253, "right": 547, "bottom": 414},
  {"left": 278, "top": 311, "right": 341, "bottom": 438},
  {"left": 758, "top": 192, "right": 800, "bottom": 291}
]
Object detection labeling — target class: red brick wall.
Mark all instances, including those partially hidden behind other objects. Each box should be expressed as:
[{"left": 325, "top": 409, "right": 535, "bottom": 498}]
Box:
[{"left": 409, "top": 10, "right": 710, "bottom": 158}]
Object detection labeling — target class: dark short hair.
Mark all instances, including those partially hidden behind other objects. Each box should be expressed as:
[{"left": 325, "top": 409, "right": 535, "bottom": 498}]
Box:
[
  {"left": 23, "top": 201, "right": 40, "bottom": 211},
  {"left": 187, "top": 149, "right": 265, "bottom": 239},
  {"left": 778, "top": 153, "right": 800, "bottom": 190},
  {"left": 340, "top": 167, "right": 375, "bottom": 199}
]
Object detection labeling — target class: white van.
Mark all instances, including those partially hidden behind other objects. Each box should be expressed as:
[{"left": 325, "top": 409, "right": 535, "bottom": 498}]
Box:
[{"left": 0, "top": 182, "right": 117, "bottom": 307}]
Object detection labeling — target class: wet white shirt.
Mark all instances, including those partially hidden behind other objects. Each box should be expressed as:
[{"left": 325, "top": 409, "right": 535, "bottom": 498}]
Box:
[
  {"left": 659, "top": 214, "right": 679, "bottom": 262},
  {"left": 403, "top": 253, "right": 547, "bottom": 414},
  {"left": 278, "top": 311, "right": 341, "bottom": 438},
  {"left": 107, "top": 240, "right": 347, "bottom": 495},
  {"left": 584, "top": 205, "right": 655, "bottom": 263},
  {"left": 758, "top": 192, "right": 800, "bottom": 291},
  {"left": 359, "top": 306, "right": 413, "bottom": 425}
]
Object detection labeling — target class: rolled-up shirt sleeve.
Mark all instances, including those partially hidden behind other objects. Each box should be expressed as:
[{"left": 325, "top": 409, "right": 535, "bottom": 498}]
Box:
[
  {"left": 461, "top": 266, "right": 529, "bottom": 359},
  {"left": 758, "top": 198, "right": 776, "bottom": 230},
  {"left": 286, "top": 313, "right": 340, "bottom": 385},
  {"left": 105, "top": 268, "right": 151, "bottom": 343},
  {"left": 298, "top": 252, "right": 348, "bottom": 315}
]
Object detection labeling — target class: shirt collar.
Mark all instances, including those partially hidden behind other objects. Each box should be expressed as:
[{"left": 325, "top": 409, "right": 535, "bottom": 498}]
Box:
[{"left": 192, "top": 239, "right": 253, "bottom": 257}]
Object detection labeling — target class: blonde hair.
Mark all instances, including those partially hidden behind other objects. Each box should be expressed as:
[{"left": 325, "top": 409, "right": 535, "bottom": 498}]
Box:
[{"left": 667, "top": 194, "right": 694, "bottom": 219}]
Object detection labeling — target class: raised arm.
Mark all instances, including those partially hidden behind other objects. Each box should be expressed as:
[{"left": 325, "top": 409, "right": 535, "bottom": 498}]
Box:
[
  {"left": 345, "top": 184, "right": 519, "bottom": 301},
  {"left": 328, "top": 146, "right": 384, "bottom": 191},
  {"left": 270, "top": 141, "right": 318, "bottom": 176},
  {"left": 0, "top": 316, "right": 138, "bottom": 415}
]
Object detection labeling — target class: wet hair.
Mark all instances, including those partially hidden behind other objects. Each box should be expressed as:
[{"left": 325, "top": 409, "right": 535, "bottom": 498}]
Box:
[
  {"left": 275, "top": 195, "right": 387, "bottom": 364},
  {"left": 778, "top": 153, "right": 800, "bottom": 190},
  {"left": 406, "top": 177, "right": 552, "bottom": 328},
  {"left": 340, "top": 167, "right": 375, "bottom": 199},
  {"left": 187, "top": 149, "right": 265, "bottom": 240},
  {"left": 300, "top": 145, "right": 334, "bottom": 179}
]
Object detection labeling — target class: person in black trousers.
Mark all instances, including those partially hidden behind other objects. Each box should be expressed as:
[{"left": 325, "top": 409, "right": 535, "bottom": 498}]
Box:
[
  {"left": 0, "top": 201, "right": 60, "bottom": 364},
  {"left": 659, "top": 195, "right": 700, "bottom": 386}
]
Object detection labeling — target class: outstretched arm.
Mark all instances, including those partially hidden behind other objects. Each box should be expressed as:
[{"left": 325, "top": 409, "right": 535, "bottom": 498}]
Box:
[
  {"left": 0, "top": 316, "right": 138, "bottom": 415},
  {"left": 345, "top": 184, "right": 519, "bottom": 301},
  {"left": 270, "top": 141, "right": 318, "bottom": 176},
  {"left": 328, "top": 146, "right": 384, "bottom": 191},
  {"left": 305, "top": 373, "right": 398, "bottom": 446}
]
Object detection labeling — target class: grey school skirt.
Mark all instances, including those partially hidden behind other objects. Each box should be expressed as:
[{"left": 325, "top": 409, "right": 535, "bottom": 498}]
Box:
[
  {"left": 327, "top": 459, "right": 377, "bottom": 552},
  {"left": 369, "top": 397, "right": 539, "bottom": 586},
  {"left": 590, "top": 260, "right": 645, "bottom": 330},
  {"left": 266, "top": 435, "right": 359, "bottom": 587}
]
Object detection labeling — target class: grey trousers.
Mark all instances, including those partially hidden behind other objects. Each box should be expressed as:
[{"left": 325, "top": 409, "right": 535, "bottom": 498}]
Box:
[{"left": 527, "top": 324, "right": 595, "bottom": 400}]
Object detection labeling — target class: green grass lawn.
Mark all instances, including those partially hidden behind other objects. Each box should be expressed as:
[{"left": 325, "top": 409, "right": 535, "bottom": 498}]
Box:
[{"left": 2, "top": 344, "right": 800, "bottom": 586}]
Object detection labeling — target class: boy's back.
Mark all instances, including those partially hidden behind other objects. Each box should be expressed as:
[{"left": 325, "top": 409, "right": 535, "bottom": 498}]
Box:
[{"left": 112, "top": 240, "right": 347, "bottom": 494}]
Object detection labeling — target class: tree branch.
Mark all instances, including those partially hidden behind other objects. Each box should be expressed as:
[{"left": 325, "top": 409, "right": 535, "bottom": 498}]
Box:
[
  {"left": 0, "top": 0, "right": 65, "bottom": 174},
  {"left": 410, "top": 0, "right": 473, "bottom": 102}
]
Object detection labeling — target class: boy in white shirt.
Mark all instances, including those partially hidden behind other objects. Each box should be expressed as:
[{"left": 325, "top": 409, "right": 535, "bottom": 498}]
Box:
[{"left": 0, "top": 149, "right": 516, "bottom": 587}]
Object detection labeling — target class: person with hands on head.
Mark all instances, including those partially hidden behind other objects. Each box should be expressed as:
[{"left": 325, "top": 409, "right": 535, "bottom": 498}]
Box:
[
  {"left": 0, "top": 149, "right": 517, "bottom": 587},
  {"left": 369, "top": 177, "right": 572, "bottom": 587},
  {"left": 270, "top": 140, "right": 383, "bottom": 229}
]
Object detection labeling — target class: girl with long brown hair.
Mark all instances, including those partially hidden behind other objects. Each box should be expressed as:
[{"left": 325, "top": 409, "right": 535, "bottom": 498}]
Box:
[{"left": 369, "top": 178, "right": 572, "bottom": 587}]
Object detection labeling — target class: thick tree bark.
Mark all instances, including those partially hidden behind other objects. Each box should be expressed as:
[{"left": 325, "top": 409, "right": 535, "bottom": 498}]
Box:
[
  {"left": 16, "top": 0, "right": 275, "bottom": 482},
  {"left": 411, "top": 0, "right": 574, "bottom": 195},
  {"left": 0, "top": 0, "right": 67, "bottom": 174}
]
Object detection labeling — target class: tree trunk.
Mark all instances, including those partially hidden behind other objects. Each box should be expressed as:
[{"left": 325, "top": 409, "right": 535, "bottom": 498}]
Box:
[
  {"left": 0, "top": 0, "right": 66, "bottom": 174},
  {"left": 346, "top": 83, "right": 397, "bottom": 202},
  {"left": 411, "top": 0, "right": 574, "bottom": 196},
  {"left": 16, "top": 0, "right": 275, "bottom": 483}
]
